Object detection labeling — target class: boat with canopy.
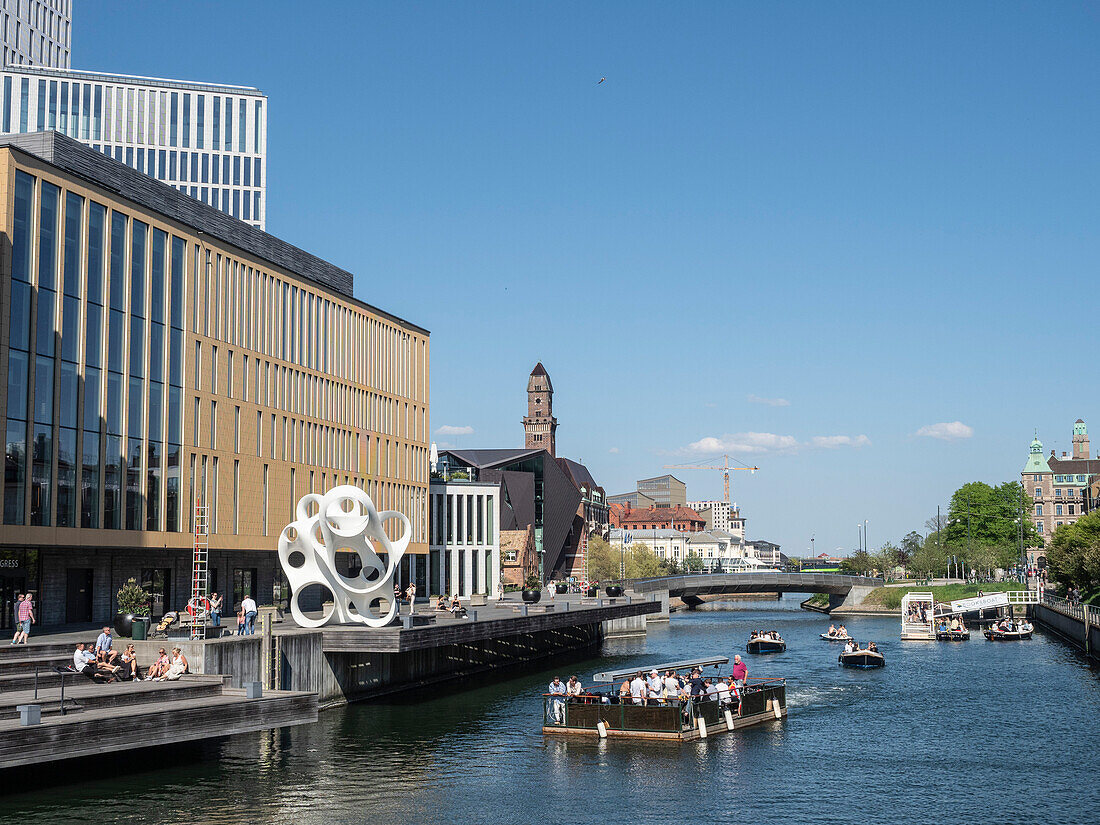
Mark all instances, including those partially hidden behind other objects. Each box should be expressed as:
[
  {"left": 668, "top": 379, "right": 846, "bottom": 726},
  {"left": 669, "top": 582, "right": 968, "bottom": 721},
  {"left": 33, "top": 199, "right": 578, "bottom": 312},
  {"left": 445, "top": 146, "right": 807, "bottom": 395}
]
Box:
[{"left": 542, "top": 656, "right": 787, "bottom": 741}]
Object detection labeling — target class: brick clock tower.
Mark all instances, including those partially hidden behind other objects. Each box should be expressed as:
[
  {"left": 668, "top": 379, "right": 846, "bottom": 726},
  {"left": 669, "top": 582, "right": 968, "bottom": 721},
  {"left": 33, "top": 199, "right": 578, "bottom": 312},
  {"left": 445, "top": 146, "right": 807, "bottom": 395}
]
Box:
[{"left": 523, "top": 362, "right": 557, "bottom": 456}]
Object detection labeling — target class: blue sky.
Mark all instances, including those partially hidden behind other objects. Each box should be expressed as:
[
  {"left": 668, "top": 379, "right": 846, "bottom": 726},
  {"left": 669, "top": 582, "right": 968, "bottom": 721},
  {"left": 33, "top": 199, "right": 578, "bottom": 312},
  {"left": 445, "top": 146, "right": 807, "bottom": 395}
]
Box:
[{"left": 77, "top": 2, "right": 1100, "bottom": 556}]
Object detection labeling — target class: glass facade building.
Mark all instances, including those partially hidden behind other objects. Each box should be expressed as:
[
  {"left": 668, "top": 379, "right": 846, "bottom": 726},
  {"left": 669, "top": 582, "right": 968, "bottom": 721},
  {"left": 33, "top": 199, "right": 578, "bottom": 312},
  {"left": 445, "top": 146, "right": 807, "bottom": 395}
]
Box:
[
  {"left": 0, "top": 132, "right": 429, "bottom": 627},
  {"left": 0, "top": 66, "right": 267, "bottom": 228},
  {"left": 0, "top": 0, "right": 71, "bottom": 69}
]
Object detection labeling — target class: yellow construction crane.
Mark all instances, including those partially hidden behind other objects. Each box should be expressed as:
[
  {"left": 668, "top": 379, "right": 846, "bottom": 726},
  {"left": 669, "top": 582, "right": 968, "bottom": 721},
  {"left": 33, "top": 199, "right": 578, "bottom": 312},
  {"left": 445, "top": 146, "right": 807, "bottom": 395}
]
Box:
[{"left": 662, "top": 454, "right": 758, "bottom": 505}]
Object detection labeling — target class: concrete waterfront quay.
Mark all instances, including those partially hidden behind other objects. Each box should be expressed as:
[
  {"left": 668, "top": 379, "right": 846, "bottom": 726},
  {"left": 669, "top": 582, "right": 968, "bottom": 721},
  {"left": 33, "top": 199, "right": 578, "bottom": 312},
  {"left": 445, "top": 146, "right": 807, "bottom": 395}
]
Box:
[{"left": 0, "top": 591, "right": 658, "bottom": 773}]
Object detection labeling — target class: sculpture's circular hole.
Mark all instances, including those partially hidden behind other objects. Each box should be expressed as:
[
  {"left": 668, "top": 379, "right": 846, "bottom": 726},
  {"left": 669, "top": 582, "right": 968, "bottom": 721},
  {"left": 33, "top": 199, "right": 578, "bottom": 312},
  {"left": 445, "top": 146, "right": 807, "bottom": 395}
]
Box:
[
  {"left": 285, "top": 526, "right": 298, "bottom": 542},
  {"left": 287, "top": 551, "right": 306, "bottom": 569},
  {"left": 298, "top": 583, "right": 335, "bottom": 623},
  {"left": 363, "top": 566, "right": 381, "bottom": 582}
]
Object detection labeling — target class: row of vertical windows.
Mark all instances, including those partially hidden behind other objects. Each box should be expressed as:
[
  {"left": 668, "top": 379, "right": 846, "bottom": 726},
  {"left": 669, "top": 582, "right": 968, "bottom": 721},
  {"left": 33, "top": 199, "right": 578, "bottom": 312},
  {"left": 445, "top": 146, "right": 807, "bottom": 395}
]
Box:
[
  {"left": 0, "top": 74, "right": 263, "bottom": 153},
  {"left": 4, "top": 170, "right": 184, "bottom": 528}
]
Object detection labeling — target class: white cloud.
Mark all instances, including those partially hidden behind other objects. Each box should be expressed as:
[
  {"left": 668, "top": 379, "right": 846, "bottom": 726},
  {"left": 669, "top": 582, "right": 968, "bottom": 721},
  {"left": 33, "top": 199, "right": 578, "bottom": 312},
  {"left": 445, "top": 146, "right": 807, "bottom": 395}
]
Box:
[
  {"left": 686, "top": 432, "right": 801, "bottom": 455},
  {"left": 915, "top": 421, "right": 973, "bottom": 441},
  {"left": 811, "top": 434, "right": 871, "bottom": 449},
  {"left": 608, "top": 447, "right": 620, "bottom": 454},
  {"left": 747, "top": 394, "right": 790, "bottom": 407},
  {"left": 435, "top": 425, "right": 474, "bottom": 436},
  {"left": 683, "top": 432, "right": 871, "bottom": 455}
]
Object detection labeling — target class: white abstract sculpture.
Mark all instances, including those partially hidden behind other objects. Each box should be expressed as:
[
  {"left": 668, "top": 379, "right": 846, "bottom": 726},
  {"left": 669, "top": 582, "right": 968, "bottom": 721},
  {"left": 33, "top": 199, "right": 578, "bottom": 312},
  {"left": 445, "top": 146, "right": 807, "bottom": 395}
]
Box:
[{"left": 277, "top": 485, "right": 411, "bottom": 628}]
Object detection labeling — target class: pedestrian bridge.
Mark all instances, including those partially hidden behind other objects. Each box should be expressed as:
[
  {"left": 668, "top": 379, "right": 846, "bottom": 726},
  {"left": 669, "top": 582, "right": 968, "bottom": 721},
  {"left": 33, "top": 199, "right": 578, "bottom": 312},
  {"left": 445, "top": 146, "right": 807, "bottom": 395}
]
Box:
[{"left": 624, "top": 572, "right": 884, "bottom": 608}]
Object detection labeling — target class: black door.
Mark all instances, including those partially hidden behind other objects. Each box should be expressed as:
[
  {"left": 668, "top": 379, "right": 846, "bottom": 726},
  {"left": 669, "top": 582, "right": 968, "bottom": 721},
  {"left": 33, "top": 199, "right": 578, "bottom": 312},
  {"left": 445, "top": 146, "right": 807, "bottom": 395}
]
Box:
[
  {"left": 0, "top": 575, "right": 27, "bottom": 631},
  {"left": 66, "top": 568, "right": 94, "bottom": 623}
]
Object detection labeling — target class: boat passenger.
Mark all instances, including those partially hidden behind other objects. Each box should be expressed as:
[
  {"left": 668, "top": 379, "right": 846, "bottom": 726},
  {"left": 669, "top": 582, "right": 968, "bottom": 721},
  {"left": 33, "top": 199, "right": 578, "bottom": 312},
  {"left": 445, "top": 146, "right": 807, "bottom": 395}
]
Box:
[
  {"left": 664, "top": 670, "right": 680, "bottom": 697},
  {"left": 714, "top": 678, "right": 731, "bottom": 706},
  {"left": 838, "top": 625, "right": 848, "bottom": 637},
  {"left": 731, "top": 655, "right": 747, "bottom": 688},
  {"left": 828, "top": 624, "right": 837, "bottom": 636},
  {"left": 843, "top": 640, "right": 855, "bottom": 654},
  {"left": 566, "top": 675, "right": 583, "bottom": 700},
  {"left": 646, "top": 669, "right": 664, "bottom": 704},
  {"left": 548, "top": 676, "right": 567, "bottom": 722},
  {"left": 688, "top": 668, "right": 706, "bottom": 697},
  {"left": 629, "top": 672, "right": 646, "bottom": 705},
  {"left": 619, "top": 678, "right": 632, "bottom": 703},
  {"left": 704, "top": 678, "right": 718, "bottom": 698},
  {"left": 868, "top": 642, "right": 879, "bottom": 653}
]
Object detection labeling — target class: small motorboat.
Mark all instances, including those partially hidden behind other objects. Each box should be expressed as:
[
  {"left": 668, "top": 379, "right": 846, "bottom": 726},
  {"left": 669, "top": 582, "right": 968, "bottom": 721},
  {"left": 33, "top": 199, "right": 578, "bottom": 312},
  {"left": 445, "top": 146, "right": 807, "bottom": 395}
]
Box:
[
  {"left": 984, "top": 624, "right": 1032, "bottom": 641},
  {"left": 838, "top": 650, "right": 885, "bottom": 668},
  {"left": 747, "top": 636, "right": 786, "bottom": 654},
  {"left": 936, "top": 629, "right": 970, "bottom": 641},
  {"left": 820, "top": 633, "right": 852, "bottom": 642}
]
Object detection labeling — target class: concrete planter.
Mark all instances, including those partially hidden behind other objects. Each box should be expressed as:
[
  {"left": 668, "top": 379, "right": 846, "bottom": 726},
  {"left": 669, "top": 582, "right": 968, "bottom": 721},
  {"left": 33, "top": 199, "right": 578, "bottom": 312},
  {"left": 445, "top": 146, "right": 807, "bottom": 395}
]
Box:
[
  {"left": 605, "top": 586, "right": 624, "bottom": 598},
  {"left": 114, "top": 612, "right": 135, "bottom": 638},
  {"left": 522, "top": 589, "right": 542, "bottom": 604},
  {"left": 555, "top": 583, "right": 569, "bottom": 595}
]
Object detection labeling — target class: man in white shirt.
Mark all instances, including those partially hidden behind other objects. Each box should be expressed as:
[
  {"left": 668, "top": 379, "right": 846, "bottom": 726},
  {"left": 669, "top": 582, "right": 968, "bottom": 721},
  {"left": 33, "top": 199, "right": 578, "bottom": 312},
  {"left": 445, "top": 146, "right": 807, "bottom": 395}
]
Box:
[
  {"left": 566, "top": 675, "right": 583, "bottom": 698},
  {"left": 646, "top": 669, "right": 664, "bottom": 702},
  {"left": 72, "top": 643, "right": 101, "bottom": 681},
  {"left": 548, "top": 676, "right": 567, "bottom": 722},
  {"left": 241, "top": 595, "right": 258, "bottom": 635},
  {"left": 629, "top": 672, "right": 646, "bottom": 705}
]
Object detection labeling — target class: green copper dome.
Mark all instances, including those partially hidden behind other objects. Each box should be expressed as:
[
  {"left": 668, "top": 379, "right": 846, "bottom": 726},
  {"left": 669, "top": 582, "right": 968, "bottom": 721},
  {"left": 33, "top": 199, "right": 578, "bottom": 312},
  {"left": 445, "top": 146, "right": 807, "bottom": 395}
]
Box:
[{"left": 1024, "top": 434, "right": 1049, "bottom": 474}]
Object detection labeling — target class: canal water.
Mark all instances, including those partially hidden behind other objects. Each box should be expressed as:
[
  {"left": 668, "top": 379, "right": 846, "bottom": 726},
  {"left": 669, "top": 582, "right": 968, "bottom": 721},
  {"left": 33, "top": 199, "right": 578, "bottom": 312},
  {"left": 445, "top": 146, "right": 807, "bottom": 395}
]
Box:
[{"left": 3, "top": 598, "right": 1099, "bottom": 824}]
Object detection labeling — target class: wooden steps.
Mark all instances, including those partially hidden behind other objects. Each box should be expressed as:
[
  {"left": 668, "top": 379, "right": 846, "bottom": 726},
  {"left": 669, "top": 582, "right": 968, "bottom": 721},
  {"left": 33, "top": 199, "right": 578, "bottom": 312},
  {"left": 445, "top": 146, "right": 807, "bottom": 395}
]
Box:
[
  {"left": 0, "top": 690, "right": 318, "bottom": 769},
  {"left": 0, "top": 676, "right": 227, "bottom": 719}
]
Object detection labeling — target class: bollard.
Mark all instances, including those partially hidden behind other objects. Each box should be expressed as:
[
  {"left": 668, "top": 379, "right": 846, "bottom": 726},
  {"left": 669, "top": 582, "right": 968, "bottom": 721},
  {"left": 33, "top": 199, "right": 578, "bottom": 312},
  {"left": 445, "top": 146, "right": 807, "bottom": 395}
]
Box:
[
  {"left": 17, "top": 704, "right": 41, "bottom": 726},
  {"left": 520, "top": 605, "right": 528, "bottom": 617},
  {"left": 596, "top": 721, "right": 608, "bottom": 739},
  {"left": 468, "top": 609, "right": 477, "bottom": 622},
  {"left": 401, "top": 615, "right": 413, "bottom": 630},
  {"left": 562, "top": 601, "right": 569, "bottom": 612},
  {"left": 244, "top": 681, "right": 263, "bottom": 699}
]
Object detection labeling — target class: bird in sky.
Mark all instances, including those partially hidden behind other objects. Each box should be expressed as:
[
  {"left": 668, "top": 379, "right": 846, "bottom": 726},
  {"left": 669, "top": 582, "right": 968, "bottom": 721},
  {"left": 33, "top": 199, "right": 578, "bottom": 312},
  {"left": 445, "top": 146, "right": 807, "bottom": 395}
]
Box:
[{"left": 597, "top": 77, "right": 606, "bottom": 84}]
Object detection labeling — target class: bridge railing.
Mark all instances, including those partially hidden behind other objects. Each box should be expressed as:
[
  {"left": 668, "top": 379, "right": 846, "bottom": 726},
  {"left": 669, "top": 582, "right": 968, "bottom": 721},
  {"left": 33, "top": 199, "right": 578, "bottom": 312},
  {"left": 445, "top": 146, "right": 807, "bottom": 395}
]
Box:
[{"left": 608, "top": 572, "right": 884, "bottom": 594}]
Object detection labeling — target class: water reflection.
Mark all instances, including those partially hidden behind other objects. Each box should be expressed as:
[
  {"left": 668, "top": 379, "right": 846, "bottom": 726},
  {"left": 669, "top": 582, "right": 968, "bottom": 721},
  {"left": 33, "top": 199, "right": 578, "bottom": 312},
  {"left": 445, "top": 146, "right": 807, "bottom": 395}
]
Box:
[{"left": 2, "top": 597, "right": 1099, "bottom": 824}]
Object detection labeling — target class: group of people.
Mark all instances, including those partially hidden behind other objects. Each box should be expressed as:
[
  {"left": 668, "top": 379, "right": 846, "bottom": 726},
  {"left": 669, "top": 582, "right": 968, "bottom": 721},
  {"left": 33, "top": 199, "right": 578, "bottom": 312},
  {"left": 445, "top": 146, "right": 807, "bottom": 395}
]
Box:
[
  {"left": 749, "top": 630, "right": 783, "bottom": 642},
  {"left": 842, "top": 639, "right": 879, "bottom": 654},
  {"left": 435, "top": 594, "right": 468, "bottom": 617},
  {"left": 10, "top": 592, "right": 35, "bottom": 644},
  {"left": 70, "top": 627, "right": 189, "bottom": 683},
  {"left": 935, "top": 617, "right": 967, "bottom": 633},
  {"left": 547, "top": 655, "right": 750, "bottom": 716},
  {"left": 992, "top": 617, "right": 1033, "bottom": 633},
  {"left": 824, "top": 624, "right": 850, "bottom": 638},
  {"left": 906, "top": 602, "right": 932, "bottom": 624}
]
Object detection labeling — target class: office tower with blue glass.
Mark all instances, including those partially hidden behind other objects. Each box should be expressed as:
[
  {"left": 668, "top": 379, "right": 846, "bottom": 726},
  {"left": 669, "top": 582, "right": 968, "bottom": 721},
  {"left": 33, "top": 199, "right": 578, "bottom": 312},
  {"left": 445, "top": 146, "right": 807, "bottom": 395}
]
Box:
[
  {"left": 0, "top": 0, "right": 71, "bottom": 68},
  {"left": 0, "top": 66, "right": 267, "bottom": 228}
]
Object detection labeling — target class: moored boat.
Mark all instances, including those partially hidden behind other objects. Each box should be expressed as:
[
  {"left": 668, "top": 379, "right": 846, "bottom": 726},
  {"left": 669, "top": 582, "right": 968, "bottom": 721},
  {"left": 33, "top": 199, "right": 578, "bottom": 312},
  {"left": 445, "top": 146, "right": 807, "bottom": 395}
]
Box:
[
  {"left": 747, "top": 636, "right": 786, "bottom": 654},
  {"left": 820, "top": 633, "right": 852, "bottom": 642},
  {"left": 838, "top": 650, "right": 885, "bottom": 668},
  {"left": 936, "top": 630, "right": 970, "bottom": 641}
]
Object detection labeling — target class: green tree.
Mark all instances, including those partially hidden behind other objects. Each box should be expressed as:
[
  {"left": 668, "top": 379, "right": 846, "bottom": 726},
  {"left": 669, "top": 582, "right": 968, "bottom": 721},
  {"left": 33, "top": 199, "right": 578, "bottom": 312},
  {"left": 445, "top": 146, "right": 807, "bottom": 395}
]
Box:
[
  {"left": 873, "top": 542, "right": 902, "bottom": 576},
  {"left": 683, "top": 552, "right": 704, "bottom": 573},
  {"left": 909, "top": 536, "right": 948, "bottom": 579},
  {"left": 585, "top": 536, "right": 620, "bottom": 582},
  {"left": 625, "top": 544, "right": 663, "bottom": 579},
  {"left": 1047, "top": 509, "right": 1100, "bottom": 592},
  {"left": 945, "top": 481, "right": 1036, "bottom": 563},
  {"left": 840, "top": 550, "right": 874, "bottom": 575},
  {"left": 899, "top": 531, "right": 923, "bottom": 564}
]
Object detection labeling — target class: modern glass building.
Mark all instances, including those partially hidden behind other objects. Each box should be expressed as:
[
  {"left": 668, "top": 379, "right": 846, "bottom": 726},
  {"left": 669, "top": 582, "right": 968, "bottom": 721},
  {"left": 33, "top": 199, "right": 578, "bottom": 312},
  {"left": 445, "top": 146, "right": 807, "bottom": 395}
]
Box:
[
  {"left": 0, "top": 0, "right": 71, "bottom": 69},
  {"left": 0, "top": 132, "right": 429, "bottom": 628},
  {"left": 0, "top": 66, "right": 267, "bottom": 229}
]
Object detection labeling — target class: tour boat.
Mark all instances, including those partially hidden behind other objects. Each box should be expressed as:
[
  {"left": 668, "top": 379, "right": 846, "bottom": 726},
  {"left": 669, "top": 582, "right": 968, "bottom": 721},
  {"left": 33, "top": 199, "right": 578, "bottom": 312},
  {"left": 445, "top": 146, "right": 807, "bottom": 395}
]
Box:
[
  {"left": 747, "top": 636, "right": 786, "bottom": 654},
  {"left": 935, "top": 629, "right": 971, "bottom": 641},
  {"left": 838, "top": 649, "right": 885, "bottom": 668},
  {"left": 984, "top": 625, "right": 1032, "bottom": 641},
  {"left": 820, "top": 633, "right": 852, "bottom": 642},
  {"left": 541, "top": 656, "right": 787, "bottom": 741}
]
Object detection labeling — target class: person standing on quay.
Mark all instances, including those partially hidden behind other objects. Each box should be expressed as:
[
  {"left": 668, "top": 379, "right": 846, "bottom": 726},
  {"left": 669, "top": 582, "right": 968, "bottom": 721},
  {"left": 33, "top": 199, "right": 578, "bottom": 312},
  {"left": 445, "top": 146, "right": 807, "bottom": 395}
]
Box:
[
  {"left": 209, "top": 592, "right": 222, "bottom": 628},
  {"left": 13, "top": 593, "right": 34, "bottom": 645},
  {"left": 405, "top": 583, "right": 417, "bottom": 615},
  {"left": 241, "top": 593, "right": 258, "bottom": 635},
  {"left": 10, "top": 594, "right": 23, "bottom": 644}
]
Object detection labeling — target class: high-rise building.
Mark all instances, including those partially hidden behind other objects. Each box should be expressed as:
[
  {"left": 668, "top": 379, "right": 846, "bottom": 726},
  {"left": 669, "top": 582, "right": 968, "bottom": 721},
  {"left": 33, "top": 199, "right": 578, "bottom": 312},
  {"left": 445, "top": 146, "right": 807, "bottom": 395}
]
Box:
[
  {"left": 0, "top": 65, "right": 268, "bottom": 228},
  {"left": 522, "top": 361, "right": 556, "bottom": 455},
  {"left": 1, "top": 0, "right": 71, "bottom": 69},
  {"left": 0, "top": 132, "right": 429, "bottom": 627}
]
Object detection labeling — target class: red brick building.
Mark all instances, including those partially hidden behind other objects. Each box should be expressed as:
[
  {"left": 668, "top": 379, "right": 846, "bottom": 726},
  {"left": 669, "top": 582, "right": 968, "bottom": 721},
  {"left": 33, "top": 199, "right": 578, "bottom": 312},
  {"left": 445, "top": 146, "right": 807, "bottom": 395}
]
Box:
[{"left": 610, "top": 503, "right": 706, "bottom": 532}]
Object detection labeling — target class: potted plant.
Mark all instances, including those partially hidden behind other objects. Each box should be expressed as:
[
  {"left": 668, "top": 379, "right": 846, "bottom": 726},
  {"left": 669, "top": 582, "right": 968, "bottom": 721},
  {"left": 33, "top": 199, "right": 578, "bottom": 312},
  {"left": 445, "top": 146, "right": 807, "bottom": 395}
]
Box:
[
  {"left": 555, "top": 581, "right": 568, "bottom": 595},
  {"left": 521, "top": 574, "right": 542, "bottom": 604},
  {"left": 115, "top": 578, "right": 150, "bottom": 638}
]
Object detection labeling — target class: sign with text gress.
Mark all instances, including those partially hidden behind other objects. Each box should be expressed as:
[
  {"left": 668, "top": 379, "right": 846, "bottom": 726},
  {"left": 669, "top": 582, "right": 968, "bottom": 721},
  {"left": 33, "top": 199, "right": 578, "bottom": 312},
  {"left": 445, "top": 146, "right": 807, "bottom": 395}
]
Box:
[{"left": 950, "top": 593, "right": 1010, "bottom": 613}]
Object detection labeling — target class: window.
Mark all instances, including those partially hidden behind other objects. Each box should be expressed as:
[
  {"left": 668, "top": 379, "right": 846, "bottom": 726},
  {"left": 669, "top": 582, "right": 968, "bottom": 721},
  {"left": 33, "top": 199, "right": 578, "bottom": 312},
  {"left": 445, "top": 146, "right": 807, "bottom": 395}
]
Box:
[
  {"left": 211, "top": 346, "right": 218, "bottom": 395},
  {"left": 1036, "top": 505, "right": 1043, "bottom": 516},
  {"left": 1069, "top": 505, "right": 1075, "bottom": 515},
  {"left": 1035, "top": 487, "right": 1041, "bottom": 497},
  {"left": 1056, "top": 504, "right": 1063, "bottom": 516},
  {"left": 234, "top": 406, "right": 240, "bottom": 453}
]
